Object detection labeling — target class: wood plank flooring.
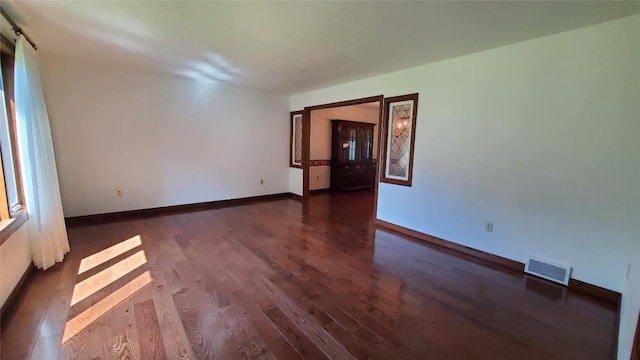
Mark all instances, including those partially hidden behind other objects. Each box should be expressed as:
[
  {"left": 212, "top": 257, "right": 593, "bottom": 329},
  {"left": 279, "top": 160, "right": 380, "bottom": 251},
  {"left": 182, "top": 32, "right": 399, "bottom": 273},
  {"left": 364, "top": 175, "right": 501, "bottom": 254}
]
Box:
[{"left": 1, "top": 191, "right": 617, "bottom": 359}]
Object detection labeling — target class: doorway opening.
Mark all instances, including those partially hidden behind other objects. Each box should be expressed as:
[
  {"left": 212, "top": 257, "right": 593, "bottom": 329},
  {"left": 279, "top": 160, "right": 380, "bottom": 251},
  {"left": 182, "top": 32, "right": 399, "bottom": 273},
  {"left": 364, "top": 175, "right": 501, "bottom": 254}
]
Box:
[{"left": 302, "top": 95, "right": 383, "bottom": 215}]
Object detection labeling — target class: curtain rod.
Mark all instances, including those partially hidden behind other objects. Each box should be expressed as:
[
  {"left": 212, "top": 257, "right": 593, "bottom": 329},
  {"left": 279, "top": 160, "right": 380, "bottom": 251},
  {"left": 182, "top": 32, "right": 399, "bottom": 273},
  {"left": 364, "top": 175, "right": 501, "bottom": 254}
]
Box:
[{"left": 0, "top": 7, "right": 37, "bottom": 50}]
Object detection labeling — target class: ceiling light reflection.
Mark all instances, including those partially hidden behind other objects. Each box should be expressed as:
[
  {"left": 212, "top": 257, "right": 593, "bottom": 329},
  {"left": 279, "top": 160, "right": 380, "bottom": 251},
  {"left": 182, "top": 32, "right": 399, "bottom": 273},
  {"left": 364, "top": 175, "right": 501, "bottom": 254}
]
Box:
[{"left": 180, "top": 56, "right": 237, "bottom": 83}]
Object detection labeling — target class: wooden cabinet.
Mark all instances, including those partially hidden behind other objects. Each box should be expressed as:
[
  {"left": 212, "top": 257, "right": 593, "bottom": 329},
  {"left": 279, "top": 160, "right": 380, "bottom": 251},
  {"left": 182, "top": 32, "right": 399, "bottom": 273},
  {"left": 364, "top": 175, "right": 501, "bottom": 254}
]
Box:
[{"left": 330, "top": 120, "right": 376, "bottom": 191}]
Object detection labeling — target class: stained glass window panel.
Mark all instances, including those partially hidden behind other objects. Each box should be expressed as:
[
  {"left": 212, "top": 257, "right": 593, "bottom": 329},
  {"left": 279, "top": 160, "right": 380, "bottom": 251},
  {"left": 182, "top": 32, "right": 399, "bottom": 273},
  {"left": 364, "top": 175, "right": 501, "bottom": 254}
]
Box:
[
  {"left": 294, "top": 115, "right": 302, "bottom": 164},
  {"left": 387, "top": 103, "right": 412, "bottom": 178},
  {"left": 382, "top": 93, "right": 418, "bottom": 186}
]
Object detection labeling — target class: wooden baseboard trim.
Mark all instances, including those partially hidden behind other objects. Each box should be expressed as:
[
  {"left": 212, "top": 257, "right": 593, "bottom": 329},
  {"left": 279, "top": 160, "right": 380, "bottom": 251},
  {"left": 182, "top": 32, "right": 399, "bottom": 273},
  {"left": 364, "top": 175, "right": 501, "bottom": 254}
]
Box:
[
  {"left": 1, "top": 262, "right": 34, "bottom": 327},
  {"left": 375, "top": 218, "right": 524, "bottom": 272},
  {"left": 375, "top": 218, "right": 621, "bottom": 306},
  {"left": 66, "top": 193, "right": 295, "bottom": 227},
  {"left": 567, "top": 278, "right": 621, "bottom": 306},
  {"left": 309, "top": 189, "right": 331, "bottom": 195},
  {"left": 287, "top": 193, "right": 303, "bottom": 202}
]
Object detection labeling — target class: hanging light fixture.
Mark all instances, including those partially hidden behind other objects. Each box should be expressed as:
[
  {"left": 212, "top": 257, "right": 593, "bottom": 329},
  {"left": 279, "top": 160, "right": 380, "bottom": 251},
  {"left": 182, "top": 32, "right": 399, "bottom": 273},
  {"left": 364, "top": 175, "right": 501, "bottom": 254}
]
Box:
[{"left": 393, "top": 116, "right": 410, "bottom": 137}]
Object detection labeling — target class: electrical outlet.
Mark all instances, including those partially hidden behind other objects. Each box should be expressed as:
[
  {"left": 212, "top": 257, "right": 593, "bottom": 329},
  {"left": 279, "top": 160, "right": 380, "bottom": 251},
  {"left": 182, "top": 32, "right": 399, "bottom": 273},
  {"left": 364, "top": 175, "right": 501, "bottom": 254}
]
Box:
[
  {"left": 260, "top": 179, "right": 264, "bottom": 185},
  {"left": 485, "top": 221, "right": 493, "bottom": 232},
  {"left": 116, "top": 190, "right": 123, "bottom": 197}
]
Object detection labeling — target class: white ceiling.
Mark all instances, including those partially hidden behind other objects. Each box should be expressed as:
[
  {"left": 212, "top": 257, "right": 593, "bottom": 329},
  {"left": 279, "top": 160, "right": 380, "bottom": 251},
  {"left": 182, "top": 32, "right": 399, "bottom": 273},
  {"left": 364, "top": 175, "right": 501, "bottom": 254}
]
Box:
[{"left": 4, "top": 1, "right": 640, "bottom": 94}]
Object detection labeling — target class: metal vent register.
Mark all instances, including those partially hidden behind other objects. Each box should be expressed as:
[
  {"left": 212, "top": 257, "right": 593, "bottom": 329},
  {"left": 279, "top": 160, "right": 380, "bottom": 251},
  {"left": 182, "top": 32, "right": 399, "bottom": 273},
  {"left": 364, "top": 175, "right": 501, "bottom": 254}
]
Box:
[{"left": 525, "top": 257, "right": 571, "bottom": 285}]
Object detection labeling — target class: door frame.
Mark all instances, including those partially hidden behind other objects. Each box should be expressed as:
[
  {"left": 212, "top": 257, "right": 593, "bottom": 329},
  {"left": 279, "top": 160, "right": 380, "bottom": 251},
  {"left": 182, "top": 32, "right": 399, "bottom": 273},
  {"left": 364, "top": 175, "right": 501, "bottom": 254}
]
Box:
[{"left": 301, "top": 95, "right": 384, "bottom": 215}]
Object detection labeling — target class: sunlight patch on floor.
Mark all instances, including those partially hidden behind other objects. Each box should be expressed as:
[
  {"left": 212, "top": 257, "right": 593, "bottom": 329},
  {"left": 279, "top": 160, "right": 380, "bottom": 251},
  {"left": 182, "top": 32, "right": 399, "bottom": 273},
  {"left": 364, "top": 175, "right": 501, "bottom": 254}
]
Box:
[
  {"left": 63, "top": 235, "right": 151, "bottom": 344},
  {"left": 78, "top": 235, "right": 142, "bottom": 274},
  {"left": 70, "top": 250, "right": 147, "bottom": 306},
  {"left": 62, "top": 271, "right": 152, "bottom": 343}
]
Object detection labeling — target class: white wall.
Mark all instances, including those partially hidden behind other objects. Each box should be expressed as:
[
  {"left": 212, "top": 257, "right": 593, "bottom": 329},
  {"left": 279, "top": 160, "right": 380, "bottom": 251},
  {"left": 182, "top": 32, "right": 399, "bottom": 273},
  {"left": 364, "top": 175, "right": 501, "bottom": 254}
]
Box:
[
  {"left": 619, "top": 236, "right": 640, "bottom": 360},
  {"left": 38, "top": 54, "right": 290, "bottom": 217},
  {"left": 289, "top": 168, "right": 303, "bottom": 196},
  {"left": 0, "top": 223, "right": 32, "bottom": 307},
  {"left": 291, "top": 15, "right": 640, "bottom": 293},
  {"left": 309, "top": 104, "right": 379, "bottom": 190}
]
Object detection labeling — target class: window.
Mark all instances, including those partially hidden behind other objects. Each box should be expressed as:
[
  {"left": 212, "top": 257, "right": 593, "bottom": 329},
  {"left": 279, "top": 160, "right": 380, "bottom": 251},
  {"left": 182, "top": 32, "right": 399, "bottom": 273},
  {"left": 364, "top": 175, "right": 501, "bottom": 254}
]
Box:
[
  {"left": 380, "top": 93, "right": 418, "bottom": 187},
  {"left": 0, "top": 35, "right": 24, "bottom": 222},
  {"left": 290, "top": 111, "right": 303, "bottom": 168}
]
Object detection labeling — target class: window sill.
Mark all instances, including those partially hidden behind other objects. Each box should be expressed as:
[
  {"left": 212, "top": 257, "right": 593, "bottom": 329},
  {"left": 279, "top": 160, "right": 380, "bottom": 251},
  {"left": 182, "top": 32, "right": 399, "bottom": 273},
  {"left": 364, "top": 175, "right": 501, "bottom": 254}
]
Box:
[{"left": 0, "top": 211, "right": 29, "bottom": 246}]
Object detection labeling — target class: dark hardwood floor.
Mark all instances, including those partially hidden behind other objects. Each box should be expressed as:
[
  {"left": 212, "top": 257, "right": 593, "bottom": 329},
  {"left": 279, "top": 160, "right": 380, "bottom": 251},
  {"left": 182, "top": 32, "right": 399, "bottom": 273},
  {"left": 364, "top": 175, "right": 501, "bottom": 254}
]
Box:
[{"left": 1, "top": 190, "right": 617, "bottom": 359}]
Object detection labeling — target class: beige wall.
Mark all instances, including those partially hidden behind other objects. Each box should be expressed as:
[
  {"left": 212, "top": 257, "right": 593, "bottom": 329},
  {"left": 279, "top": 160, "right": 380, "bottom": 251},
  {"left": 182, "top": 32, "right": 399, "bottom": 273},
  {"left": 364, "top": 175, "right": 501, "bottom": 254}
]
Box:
[
  {"left": 0, "top": 222, "right": 32, "bottom": 307},
  {"left": 309, "top": 103, "right": 380, "bottom": 190}
]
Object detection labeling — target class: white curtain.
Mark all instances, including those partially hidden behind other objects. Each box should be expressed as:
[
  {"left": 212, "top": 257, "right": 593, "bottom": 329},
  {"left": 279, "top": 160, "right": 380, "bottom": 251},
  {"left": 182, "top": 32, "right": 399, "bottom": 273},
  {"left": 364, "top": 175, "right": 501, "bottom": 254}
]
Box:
[{"left": 14, "top": 35, "right": 69, "bottom": 270}]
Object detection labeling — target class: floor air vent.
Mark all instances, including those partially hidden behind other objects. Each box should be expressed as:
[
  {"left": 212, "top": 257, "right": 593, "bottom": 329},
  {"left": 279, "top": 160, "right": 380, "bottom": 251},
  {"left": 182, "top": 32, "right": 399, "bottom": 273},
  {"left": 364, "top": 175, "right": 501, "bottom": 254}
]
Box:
[{"left": 525, "top": 257, "right": 571, "bottom": 286}]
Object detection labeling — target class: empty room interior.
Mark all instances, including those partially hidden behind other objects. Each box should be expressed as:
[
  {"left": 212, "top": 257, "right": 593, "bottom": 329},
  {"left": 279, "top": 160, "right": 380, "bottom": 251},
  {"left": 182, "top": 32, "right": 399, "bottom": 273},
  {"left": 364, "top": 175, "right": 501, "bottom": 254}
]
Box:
[{"left": 0, "top": 1, "right": 639, "bottom": 359}]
